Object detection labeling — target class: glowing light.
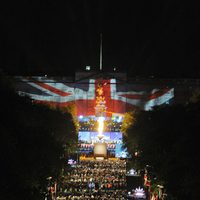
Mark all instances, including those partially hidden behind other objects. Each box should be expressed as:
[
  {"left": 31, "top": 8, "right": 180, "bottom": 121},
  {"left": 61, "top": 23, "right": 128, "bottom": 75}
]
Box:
[
  {"left": 133, "top": 187, "right": 146, "bottom": 198},
  {"left": 86, "top": 66, "right": 91, "bottom": 71},
  {"left": 130, "top": 168, "right": 136, "bottom": 175},
  {"left": 97, "top": 116, "right": 104, "bottom": 140}
]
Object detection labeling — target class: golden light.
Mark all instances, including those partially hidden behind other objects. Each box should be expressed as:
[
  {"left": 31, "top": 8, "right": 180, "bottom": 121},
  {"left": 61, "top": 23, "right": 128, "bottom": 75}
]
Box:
[{"left": 97, "top": 116, "right": 104, "bottom": 140}]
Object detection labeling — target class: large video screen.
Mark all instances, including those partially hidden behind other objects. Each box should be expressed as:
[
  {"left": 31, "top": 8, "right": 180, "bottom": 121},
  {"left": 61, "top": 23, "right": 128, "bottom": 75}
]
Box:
[{"left": 115, "top": 143, "right": 129, "bottom": 158}]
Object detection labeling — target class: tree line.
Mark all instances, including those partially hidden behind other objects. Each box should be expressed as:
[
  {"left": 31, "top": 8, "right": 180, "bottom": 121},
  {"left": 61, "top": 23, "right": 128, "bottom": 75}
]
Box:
[
  {"left": 123, "top": 98, "right": 200, "bottom": 199},
  {"left": 0, "top": 73, "right": 77, "bottom": 200}
]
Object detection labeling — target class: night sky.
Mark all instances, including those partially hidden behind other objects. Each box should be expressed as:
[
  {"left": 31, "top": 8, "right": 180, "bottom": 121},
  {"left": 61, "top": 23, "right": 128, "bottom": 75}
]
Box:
[{"left": 0, "top": 1, "right": 199, "bottom": 78}]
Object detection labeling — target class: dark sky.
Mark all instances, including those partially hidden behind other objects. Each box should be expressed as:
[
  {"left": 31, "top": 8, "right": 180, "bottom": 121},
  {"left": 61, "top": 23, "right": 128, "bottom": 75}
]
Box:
[{"left": 0, "top": 1, "right": 200, "bottom": 78}]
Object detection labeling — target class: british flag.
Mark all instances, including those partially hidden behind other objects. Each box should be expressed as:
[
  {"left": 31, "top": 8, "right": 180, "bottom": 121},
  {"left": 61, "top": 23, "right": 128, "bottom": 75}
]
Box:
[{"left": 15, "top": 76, "right": 174, "bottom": 116}]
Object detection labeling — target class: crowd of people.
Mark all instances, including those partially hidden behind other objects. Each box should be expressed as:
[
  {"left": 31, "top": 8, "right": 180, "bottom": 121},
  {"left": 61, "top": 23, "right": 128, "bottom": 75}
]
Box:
[{"left": 57, "top": 159, "right": 127, "bottom": 199}]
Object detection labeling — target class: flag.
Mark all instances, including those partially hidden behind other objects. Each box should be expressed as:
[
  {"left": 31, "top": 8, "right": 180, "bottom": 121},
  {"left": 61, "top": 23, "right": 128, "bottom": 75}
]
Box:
[{"left": 15, "top": 76, "right": 174, "bottom": 116}]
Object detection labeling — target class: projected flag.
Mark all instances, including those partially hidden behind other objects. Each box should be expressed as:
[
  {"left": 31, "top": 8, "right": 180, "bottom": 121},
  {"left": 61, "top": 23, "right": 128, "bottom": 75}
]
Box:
[{"left": 15, "top": 76, "right": 174, "bottom": 116}]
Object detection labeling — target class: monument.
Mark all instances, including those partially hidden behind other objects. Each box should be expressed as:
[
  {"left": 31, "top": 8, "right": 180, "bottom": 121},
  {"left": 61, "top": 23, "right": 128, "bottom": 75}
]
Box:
[{"left": 94, "top": 83, "right": 107, "bottom": 159}]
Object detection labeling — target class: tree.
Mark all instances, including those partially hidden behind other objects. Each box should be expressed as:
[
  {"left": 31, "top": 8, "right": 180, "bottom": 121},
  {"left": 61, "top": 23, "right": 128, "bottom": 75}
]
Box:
[
  {"left": 124, "top": 103, "right": 200, "bottom": 199},
  {"left": 0, "top": 73, "right": 77, "bottom": 200}
]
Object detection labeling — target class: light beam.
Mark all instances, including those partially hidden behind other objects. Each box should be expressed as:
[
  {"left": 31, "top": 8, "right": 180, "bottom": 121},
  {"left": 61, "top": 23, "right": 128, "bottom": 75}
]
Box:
[{"left": 97, "top": 116, "right": 104, "bottom": 140}]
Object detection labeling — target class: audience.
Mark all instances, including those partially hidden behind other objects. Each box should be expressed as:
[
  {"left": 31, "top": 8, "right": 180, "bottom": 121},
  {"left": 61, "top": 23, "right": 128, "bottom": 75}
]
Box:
[{"left": 57, "top": 159, "right": 127, "bottom": 200}]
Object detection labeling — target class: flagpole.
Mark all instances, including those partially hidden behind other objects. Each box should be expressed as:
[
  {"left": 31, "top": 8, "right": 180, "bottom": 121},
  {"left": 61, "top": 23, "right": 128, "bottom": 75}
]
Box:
[{"left": 100, "top": 33, "right": 102, "bottom": 71}]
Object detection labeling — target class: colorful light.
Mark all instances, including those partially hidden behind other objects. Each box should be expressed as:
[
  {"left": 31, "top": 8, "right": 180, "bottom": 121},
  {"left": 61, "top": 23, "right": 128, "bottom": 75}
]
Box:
[
  {"left": 133, "top": 187, "right": 146, "bottom": 198},
  {"left": 97, "top": 116, "right": 105, "bottom": 139}
]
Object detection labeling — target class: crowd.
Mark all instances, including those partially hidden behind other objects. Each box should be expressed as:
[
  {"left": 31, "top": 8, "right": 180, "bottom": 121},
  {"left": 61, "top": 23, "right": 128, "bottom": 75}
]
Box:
[{"left": 57, "top": 159, "right": 127, "bottom": 200}]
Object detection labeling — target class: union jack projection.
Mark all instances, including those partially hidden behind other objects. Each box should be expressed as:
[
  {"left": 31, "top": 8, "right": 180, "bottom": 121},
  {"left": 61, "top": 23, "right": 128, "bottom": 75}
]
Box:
[{"left": 15, "top": 76, "right": 174, "bottom": 116}]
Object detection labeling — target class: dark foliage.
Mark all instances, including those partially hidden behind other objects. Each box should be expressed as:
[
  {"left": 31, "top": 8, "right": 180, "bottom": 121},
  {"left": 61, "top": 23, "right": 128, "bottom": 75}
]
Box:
[
  {"left": 125, "top": 103, "right": 200, "bottom": 199},
  {"left": 0, "top": 73, "right": 77, "bottom": 200}
]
